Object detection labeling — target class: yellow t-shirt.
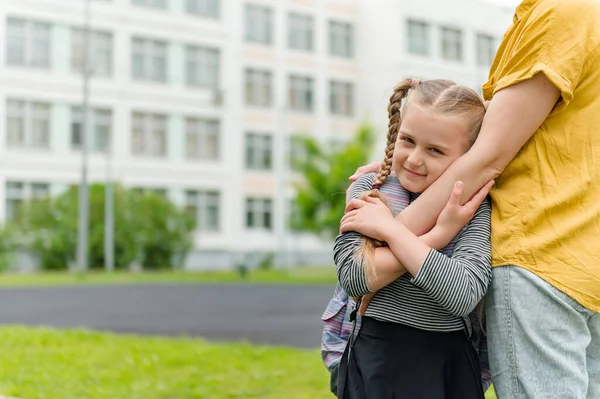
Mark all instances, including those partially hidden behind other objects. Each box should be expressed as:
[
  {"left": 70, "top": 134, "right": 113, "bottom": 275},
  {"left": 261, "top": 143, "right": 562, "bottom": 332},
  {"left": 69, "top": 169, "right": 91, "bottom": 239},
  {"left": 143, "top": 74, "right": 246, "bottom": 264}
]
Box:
[{"left": 482, "top": 0, "right": 600, "bottom": 311}]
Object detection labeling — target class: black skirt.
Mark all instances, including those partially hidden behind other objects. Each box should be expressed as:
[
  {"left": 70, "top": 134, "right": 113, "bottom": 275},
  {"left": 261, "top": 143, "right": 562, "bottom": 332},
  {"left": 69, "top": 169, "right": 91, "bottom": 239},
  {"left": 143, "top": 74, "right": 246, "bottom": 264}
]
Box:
[{"left": 337, "top": 316, "right": 484, "bottom": 399}]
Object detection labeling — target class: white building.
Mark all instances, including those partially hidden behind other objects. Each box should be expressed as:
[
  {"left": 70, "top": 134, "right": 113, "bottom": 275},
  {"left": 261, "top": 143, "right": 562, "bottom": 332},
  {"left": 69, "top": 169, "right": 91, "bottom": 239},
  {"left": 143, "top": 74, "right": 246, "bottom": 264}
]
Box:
[{"left": 0, "top": 0, "right": 513, "bottom": 270}]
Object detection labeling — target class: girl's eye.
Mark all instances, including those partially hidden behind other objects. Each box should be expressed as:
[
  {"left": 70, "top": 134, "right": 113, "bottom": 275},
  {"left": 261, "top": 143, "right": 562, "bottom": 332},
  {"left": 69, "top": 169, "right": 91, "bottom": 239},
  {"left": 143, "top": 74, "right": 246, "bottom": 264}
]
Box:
[
  {"left": 429, "top": 148, "right": 443, "bottom": 155},
  {"left": 401, "top": 137, "right": 414, "bottom": 144}
]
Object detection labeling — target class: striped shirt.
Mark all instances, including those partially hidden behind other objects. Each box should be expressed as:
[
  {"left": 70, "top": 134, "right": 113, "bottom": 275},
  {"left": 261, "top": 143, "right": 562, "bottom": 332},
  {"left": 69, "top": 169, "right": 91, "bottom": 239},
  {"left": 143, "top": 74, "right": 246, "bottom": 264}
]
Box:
[{"left": 334, "top": 173, "right": 492, "bottom": 333}]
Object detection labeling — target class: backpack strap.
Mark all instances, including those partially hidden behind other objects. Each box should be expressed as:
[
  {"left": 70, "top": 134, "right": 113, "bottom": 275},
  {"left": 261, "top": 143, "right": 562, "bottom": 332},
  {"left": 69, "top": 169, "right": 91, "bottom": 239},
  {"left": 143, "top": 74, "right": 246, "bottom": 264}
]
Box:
[{"left": 336, "top": 297, "right": 361, "bottom": 399}]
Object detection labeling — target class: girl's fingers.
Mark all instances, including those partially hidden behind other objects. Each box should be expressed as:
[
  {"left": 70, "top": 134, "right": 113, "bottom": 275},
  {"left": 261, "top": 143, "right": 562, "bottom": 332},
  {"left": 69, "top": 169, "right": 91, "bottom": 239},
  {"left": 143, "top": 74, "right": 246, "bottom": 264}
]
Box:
[
  {"left": 345, "top": 198, "right": 366, "bottom": 213},
  {"left": 340, "top": 218, "right": 355, "bottom": 233},
  {"left": 364, "top": 196, "right": 384, "bottom": 206},
  {"left": 340, "top": 210, "right": 357, "bottom": 225}
]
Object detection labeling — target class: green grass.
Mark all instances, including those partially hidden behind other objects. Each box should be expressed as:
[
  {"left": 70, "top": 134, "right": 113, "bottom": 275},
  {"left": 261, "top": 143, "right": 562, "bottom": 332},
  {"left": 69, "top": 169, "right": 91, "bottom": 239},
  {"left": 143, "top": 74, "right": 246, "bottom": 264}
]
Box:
[
  {"left": 0, "top": 326, "right": 497, "bottom": 399},
  {"left": 0, "top": 327, "right": 332, "bottom": 399},
  {"left": 0, "top": 267, "right": 337, "bottom": 288}
]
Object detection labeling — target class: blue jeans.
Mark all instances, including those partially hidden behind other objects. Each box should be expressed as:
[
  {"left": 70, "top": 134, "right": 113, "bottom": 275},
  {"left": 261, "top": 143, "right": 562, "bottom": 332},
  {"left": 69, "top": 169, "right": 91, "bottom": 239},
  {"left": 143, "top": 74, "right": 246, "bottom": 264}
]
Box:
[{"left": 486, "top": 266, "right": 600, "bottom": 399}]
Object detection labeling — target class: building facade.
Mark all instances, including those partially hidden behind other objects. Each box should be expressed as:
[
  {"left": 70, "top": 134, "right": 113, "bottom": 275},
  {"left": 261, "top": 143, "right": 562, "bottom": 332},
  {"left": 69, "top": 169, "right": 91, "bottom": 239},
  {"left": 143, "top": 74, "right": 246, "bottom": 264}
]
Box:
[{"left": 0, "top": 0, "right": 513, "bottom": 270}]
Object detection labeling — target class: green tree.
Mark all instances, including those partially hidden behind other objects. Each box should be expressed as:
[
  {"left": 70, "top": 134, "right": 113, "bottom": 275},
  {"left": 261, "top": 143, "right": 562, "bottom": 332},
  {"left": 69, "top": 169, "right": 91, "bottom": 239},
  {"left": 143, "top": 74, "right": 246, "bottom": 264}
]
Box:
[
  {"left": 132, "top": 191, "right": 196, "bottom": 269},
  {"left": 12, "top": 184, "right": 196, "bottom": 270},
  {"left": 291, "top": 124, "right": 376, "bottom": 239}
]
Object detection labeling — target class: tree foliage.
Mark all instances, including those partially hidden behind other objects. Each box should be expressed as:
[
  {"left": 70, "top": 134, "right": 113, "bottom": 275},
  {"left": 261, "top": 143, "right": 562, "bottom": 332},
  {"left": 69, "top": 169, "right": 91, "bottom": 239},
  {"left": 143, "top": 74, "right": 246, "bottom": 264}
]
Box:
[
  {"left": 291, "top": 124, "right": 376, "bottom": 239},
  {"left": 11, "top": 184, "right": 196, "bottom": 270}
]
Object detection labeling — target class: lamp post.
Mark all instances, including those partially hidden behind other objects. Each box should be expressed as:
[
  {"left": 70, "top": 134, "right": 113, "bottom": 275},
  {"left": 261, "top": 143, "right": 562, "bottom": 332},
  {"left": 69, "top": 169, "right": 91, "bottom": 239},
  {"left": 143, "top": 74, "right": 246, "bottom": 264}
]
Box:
[{"left": 75, "top": 0, "right": 91, "bottom": 274}]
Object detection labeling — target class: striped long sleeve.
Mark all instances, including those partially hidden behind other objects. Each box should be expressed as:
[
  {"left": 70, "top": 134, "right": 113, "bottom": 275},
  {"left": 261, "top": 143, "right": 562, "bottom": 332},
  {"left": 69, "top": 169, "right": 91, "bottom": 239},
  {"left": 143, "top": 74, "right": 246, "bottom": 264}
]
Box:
[
  {"left": 334, "top": 173, "right": 384, "bottom": 298},
  {"left": 410, "top": 200, "right": 492, "bottom": 317}
]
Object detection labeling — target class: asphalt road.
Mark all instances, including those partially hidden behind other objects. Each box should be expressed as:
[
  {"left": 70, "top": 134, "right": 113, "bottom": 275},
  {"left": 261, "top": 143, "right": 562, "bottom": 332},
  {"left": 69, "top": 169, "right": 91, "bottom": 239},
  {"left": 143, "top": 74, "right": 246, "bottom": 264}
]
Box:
[{"left": 0, "top": 284, "right": 337, "bottom": 348}]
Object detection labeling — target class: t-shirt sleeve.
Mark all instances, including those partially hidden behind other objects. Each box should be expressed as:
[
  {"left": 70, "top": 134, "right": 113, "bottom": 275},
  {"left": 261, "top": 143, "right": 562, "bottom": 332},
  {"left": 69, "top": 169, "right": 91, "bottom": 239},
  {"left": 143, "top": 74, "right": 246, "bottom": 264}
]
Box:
[{"left": 491, "top": 0, "right": 600, "bottom": 106}]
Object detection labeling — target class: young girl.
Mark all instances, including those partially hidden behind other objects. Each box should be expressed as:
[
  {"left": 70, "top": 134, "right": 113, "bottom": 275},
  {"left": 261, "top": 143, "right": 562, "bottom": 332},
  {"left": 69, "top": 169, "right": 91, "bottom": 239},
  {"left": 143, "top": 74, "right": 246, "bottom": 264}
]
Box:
[{"left": 334, "top": 78, "right": 492, "bottom": 398}]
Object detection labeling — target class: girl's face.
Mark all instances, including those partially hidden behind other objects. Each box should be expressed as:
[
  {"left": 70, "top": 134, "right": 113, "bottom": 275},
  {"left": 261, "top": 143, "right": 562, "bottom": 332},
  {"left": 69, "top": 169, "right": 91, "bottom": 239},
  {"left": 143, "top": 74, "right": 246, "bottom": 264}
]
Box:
[{"left": 393, "top": 103, "right": 471, "bottom": 193}]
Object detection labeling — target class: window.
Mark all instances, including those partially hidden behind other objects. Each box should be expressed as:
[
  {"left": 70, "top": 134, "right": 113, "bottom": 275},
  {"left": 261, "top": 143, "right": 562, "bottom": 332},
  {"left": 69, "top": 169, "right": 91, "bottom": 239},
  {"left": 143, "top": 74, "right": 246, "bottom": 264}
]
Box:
[
  {"left": 6, "top": 18, "right": 51, "bottom": 68},
  {"left": 185, "top": 190, "right": 220, "bottom": 231},
  {"left": 329, "top": 21, "right": 353, "bottom": 58},
  {"left": 6, "top": 100, "right": 50, "bottom": 149},
  {"left": 131, "top": 37, "right": 167, "bottom": 82},
  {"left": 330, "top": 81, "right": 354, "bottom": 116},
  {"left": 406, "top": 19, "right": 430, "bottom": 56},
  {"left": 133, "top": 0, "right": 167, "bottom": 8},
  {"left": 476, "top": 33, "right": 497, "bottom": 66},
  {"left": 245, "top": 133, "right": 272, "bottom": 170},
  {"left": 131, "top": 112, "right": 167, "bottom": 157},
  {"left": 71, "top": 28, "right": 113, "bottom": 77},
  {"left": 245, "top": 68, "right": 272, "bottom": 107},
  {"left": 186, "top": 0, "right": 220, "bottom": 19},
  {"left": 5, "top": 181, "right": 49, "bottom": 221},
  {"left": 289, "top": 75, "right": 314, "bottom": 112},
  {"left": 245, "top": 198, "right": 273, "bottom": 230},
  {"left": 71, "top": 107, "right": 112, "bottom": 152},
  {"left": 245, "top": 4, "right": 273, "bottom": 45},
  {"left": 288, "top": 13, "right": 314, "bottom": 51},
  {"left": 289, "top": 135, "right": 307, "bottom": 171},
  {"left": 186, "top": 45, "right": 220, "bottom": 89},
  {"left": 441, "top": 27, "right": 463, "bottom": 61},
  {"left": 186, "top": 118, "right": 219, "bottom": 160}
]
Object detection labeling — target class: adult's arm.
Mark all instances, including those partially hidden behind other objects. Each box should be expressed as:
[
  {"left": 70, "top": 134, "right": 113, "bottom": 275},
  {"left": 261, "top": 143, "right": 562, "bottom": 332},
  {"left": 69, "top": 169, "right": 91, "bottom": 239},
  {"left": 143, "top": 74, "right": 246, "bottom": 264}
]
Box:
[
  {"left": 400, "top": 0, "right": 599, "bottom": 235},
  {"left": 400, "top": 73, "right": 560, "bottom": 235}
]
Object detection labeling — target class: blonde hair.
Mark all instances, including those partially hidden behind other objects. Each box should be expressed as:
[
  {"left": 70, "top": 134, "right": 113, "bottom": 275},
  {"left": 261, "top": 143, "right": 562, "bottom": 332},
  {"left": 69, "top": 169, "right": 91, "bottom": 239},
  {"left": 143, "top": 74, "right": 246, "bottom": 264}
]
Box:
[{"left": 356, "top": 78, "right": 486, "bottom": 283}]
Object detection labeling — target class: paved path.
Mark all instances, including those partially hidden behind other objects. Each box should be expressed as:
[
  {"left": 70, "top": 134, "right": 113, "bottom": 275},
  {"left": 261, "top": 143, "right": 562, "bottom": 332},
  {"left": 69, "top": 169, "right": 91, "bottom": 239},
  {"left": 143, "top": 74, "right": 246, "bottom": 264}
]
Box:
[{"left": 0, "top": 284, "right": 336, "bottom": 348}]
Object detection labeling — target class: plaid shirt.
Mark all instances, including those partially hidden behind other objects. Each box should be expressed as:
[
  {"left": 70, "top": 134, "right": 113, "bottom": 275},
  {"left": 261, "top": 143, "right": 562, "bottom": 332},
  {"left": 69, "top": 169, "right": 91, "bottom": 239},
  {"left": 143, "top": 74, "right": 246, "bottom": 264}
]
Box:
[{"left": 320, "top": 282, "right": 360, "bottom": 370}]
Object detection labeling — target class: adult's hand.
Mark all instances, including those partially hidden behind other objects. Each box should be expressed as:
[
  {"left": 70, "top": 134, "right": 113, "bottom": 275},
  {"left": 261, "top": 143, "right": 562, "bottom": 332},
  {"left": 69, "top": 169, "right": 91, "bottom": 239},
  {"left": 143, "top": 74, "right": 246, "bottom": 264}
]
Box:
[{"left": 349, "top": 161, "right": 381, "bottom": 182}]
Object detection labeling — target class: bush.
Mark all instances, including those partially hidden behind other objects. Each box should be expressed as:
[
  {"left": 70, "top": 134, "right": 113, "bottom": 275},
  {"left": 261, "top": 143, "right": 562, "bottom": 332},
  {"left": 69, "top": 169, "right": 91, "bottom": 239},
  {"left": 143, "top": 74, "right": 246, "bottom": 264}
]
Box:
[
  {"left": 12, "top": 184, "right": 196, "bottom": 270},
  {"left": 257, "top": 252, "right": 275, "bottom": 271},
  {"left": 0, "top": 224, "right": 17, "bottom": 271},
  {"left": 132, "top": 191, "right": 196, "bottom": 270}
]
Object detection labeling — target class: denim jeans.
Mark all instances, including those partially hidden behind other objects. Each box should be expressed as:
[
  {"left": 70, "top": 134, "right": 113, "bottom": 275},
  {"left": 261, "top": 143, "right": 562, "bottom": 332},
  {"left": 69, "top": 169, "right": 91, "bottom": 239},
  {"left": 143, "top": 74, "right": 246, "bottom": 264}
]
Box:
[{"left": 486, "top": 266, "right": 600, "bottom": 399}]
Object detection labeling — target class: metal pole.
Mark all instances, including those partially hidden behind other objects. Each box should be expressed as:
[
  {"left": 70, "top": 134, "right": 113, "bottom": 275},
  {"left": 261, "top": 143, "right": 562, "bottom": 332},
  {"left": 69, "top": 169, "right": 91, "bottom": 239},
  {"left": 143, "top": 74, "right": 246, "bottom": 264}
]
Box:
[
  {"left": 104, "top": 131, "right": 114, "bottom": 272},
  {"left": 277, "top": 104, "right": 289, "bottom": 268},
  {"left": 75, "top": 0, "right": 91, "bottom": 274}
]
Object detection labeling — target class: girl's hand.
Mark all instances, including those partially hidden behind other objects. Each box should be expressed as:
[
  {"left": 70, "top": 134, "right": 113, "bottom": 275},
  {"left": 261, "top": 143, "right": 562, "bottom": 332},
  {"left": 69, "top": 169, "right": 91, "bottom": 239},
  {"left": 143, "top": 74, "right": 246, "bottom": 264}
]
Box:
[
  {"left": 340, "top": 197, "right": 397, "bottom": 241},
  {"left": 435, "top": 180, "right": 494, "bottom": 237},
  {"left": 358, "top": 292, "right": 375, "bottom": 316}
]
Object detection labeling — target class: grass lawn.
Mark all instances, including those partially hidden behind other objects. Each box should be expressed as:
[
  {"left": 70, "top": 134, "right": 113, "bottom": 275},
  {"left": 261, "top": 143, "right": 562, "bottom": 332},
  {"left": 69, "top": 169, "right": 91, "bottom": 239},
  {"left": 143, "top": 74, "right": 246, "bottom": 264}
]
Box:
[
  {"left": 0, "top": 327, "right": 331, "bottom": 399},
  {"left": 0, "top": 327, "right": 497, "bottom": 399},
  {"left": 0, "top": 266, "right": 337, "bottom": 288}
]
